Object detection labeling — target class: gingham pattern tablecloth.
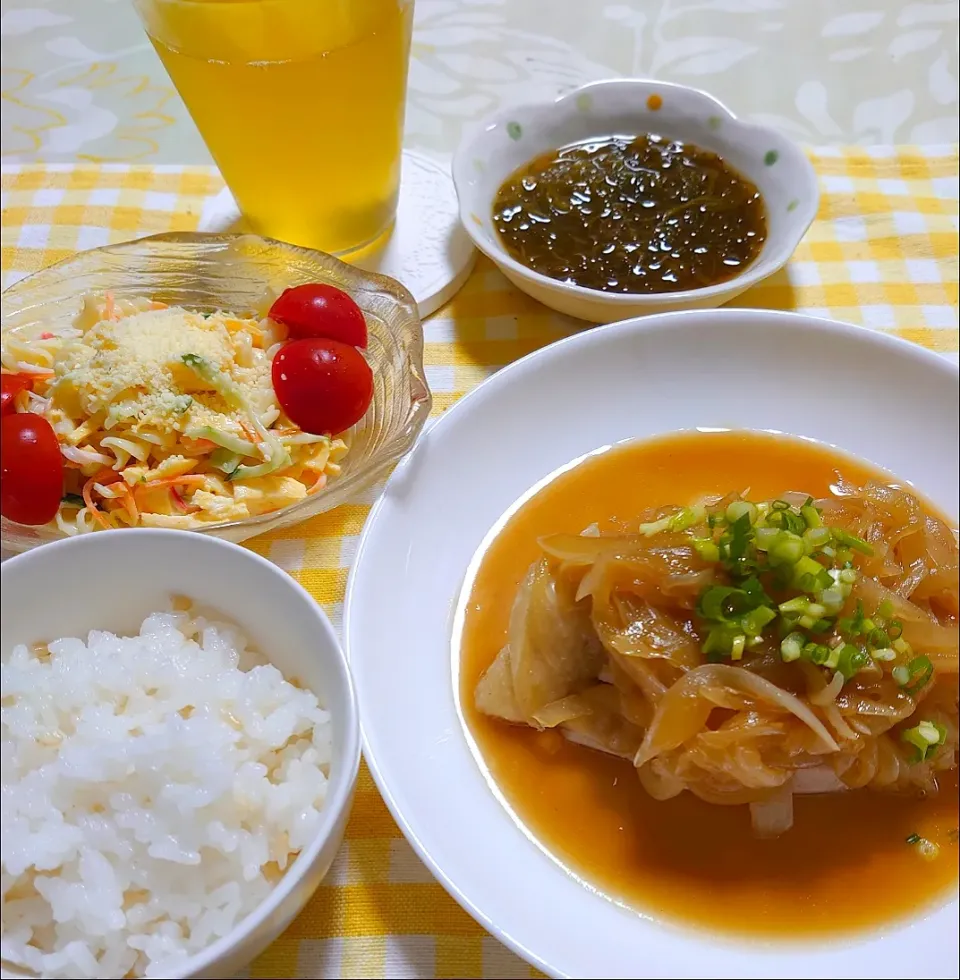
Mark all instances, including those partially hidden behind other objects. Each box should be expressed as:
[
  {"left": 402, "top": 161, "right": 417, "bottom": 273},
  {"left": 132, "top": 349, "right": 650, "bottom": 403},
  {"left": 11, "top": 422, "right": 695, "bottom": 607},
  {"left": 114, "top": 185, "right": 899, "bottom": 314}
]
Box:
[{"left": 1, "top": 147, "right": 958, "bottom": 979}]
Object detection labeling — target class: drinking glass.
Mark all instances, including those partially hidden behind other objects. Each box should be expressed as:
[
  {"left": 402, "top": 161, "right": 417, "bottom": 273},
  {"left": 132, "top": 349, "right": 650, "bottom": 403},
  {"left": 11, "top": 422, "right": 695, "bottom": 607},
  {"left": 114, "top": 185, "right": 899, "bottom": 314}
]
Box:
[{"left": 133, "top": 0, "right": 415, "bottom": 256}]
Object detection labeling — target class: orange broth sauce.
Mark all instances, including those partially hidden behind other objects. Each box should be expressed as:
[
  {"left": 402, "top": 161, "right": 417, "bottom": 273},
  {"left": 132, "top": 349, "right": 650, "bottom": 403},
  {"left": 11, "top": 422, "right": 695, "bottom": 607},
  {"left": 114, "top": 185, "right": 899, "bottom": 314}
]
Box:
[{"left": 457, "top": 430, "right": 959, "bottom": 936}]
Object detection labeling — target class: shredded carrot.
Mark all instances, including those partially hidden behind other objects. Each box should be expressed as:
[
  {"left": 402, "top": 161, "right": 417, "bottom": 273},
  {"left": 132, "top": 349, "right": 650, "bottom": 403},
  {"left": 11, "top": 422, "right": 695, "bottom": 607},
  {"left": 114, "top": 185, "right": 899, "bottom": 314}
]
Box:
[
  {"left": 39, "top": 331, "right": 54, "bottom": 340},
  {"left": 82, "top": 476, "right": 113, "bottom": 530},
  {"left": 14, "top": 369, "right": 54, "bottom": 379},
  {"left": 148, "top": 301, "right": 169, "bottom": 311},
  {"left": 90, "top": 467, "right": 122, "bottom": 485},
  {"left": 308, "top": 472, "right": 328, "bottom": 495},
  {"left": 104, "top": 291, "right": 117, "bottom": 321},
  {"left": 123, "top": 486, "right": 140, "bottom": 525},
  {"left": 141, "top": 475, "right": 208, "bottom": 491},
  {"left": 239, "top": 420, "right": 258, "bottom": 444}
]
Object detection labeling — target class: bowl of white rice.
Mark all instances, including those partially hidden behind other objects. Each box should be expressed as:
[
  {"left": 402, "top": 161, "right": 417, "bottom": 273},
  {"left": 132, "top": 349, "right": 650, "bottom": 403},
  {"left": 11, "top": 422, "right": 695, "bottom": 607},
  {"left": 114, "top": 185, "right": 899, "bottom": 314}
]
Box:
[{"left": 0, "top": 529, "right": 360, "bottom": 980}]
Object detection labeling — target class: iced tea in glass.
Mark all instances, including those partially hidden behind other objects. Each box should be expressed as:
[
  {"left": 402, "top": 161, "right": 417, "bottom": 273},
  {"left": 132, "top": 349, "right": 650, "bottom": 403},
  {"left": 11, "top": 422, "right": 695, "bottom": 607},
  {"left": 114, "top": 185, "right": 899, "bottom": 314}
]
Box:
[{"left": 134, "top": 0, "right": 414, "bottom": 255}]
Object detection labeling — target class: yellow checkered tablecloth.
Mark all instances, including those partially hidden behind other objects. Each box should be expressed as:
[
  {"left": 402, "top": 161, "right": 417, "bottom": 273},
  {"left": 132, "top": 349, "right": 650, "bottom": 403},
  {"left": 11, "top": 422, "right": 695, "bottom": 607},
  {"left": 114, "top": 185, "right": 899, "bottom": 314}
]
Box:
[{"left": 1, "top": 147, "right": 958, "bottom": 979}]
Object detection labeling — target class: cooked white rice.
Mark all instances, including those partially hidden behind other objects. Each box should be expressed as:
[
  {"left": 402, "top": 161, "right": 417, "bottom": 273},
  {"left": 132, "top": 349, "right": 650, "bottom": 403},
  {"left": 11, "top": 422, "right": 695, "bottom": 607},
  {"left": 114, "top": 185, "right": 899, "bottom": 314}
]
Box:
[{"left": 0, "top": 607, "right": 332, "bottom": 979}]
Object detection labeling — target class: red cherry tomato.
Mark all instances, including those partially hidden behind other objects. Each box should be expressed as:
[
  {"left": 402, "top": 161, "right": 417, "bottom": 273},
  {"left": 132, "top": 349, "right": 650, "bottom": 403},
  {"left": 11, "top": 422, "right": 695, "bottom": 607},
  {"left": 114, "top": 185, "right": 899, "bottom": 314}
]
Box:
[
  {"left": 272, "top": 338, "right": 373, "bottom": 436},
  {"left": 1, "top": 412, "right": 64, "bottom": 525},
  {"left": 268, "top": 284, "right": 368, "bottom": 348},
  {"left": 1, "top": 374, "right": 33, "bottom": 416}
]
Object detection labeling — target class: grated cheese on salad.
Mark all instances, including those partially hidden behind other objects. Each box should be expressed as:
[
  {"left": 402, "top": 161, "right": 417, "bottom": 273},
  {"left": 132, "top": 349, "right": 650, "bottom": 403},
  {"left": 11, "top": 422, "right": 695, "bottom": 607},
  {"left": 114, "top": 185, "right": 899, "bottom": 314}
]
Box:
[{"left": 0, "top": 293, "right": 348, "bottom": 533}]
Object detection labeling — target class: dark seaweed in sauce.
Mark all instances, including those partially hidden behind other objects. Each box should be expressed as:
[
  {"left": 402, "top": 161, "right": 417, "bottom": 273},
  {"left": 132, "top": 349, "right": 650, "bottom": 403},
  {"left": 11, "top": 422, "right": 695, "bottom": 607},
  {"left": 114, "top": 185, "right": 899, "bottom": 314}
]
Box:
[{"left": 492, "top": 134, "right": 768, "bottom": 294}]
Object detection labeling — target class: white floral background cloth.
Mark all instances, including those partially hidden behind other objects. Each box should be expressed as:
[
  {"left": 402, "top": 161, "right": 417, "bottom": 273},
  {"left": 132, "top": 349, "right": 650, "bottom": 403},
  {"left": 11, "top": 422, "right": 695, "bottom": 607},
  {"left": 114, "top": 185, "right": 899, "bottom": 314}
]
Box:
[{"left": 1, "top": 0, "right": 958, "bottom": 163}]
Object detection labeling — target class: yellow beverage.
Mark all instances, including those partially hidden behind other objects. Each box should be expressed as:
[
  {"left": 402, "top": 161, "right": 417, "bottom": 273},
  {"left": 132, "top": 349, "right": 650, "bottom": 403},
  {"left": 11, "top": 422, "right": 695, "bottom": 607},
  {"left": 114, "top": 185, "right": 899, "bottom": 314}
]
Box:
[{"left": 135, "top": 0, "right": 414, "bottom": 255}]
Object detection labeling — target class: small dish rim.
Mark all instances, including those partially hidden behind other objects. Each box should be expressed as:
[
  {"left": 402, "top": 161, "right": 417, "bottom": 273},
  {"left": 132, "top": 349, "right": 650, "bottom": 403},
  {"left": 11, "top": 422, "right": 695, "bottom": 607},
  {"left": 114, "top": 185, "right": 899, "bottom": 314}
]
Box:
[{"left": 451, "top": 77, "right": 820, "bottom": 306}]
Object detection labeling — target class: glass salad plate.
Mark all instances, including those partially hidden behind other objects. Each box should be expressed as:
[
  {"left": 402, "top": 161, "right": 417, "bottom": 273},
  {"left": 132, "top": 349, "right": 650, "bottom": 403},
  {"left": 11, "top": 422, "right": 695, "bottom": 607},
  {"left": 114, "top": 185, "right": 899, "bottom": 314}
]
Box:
[{"left": 1, "top": 233, "right": 431, "bottom": 554}]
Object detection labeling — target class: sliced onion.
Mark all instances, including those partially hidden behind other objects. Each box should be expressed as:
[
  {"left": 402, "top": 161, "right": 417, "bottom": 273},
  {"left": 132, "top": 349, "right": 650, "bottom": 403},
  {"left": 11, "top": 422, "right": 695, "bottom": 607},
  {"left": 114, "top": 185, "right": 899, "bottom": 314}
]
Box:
[
  {"left": 750, "top": 783, "right": 794, "bottom": 838},
  {"left": 793, "top": 766, "right": 846, "bottom": 794},
  {"left": 531, "top": 695, "right": 592, "bottom": 728},
  {"left": 638, "top": 760, "right": 685, "bottom": 801},
  {"left": 635, "top": 664, "right": 839, "bottom": 768},
  {"left": 809, "top": 670, "right": 844, "bottom": 706}
]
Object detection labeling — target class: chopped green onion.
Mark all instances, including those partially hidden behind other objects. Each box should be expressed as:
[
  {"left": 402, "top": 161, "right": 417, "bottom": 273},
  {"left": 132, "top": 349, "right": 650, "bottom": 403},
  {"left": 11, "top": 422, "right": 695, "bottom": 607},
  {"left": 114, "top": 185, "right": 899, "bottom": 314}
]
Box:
[
  {"left": 692, "top": 537, "right": 720, "bottom": 563},
  {"left": 887, "top": 619, "right": 903, "bottom": 640},
  {"left": 867, "top": 627, "right": 890, "bottom": 650},
  {"left": 792, "top": 556, "right": 832, "bottom": 592},
  {"left": 771, "top": 499, "right": 791, "bottom": 511},
  {"left": 801, "top": 503, "right": 822, "bottom": 528},
  {"left": 803, "top": 643, "right": 831, "bottom": 665},
  {"left": 836, "top": 644, "right": 870, "bottom": 680},
  {"left": 638, "top": 505, "right": 705, "bottom": 536},
  {"left": 730, "top": 634, "right": 746, "bottom": 661},
  {"left": 781, "top": 632, "right": 805, "bottom": 662},
  {"left": 808, "top": 618, "right": 833, "bottom": 634},
  {"left": 725, "top": 500, "right": 758, "bottom": 525},
  {"left": 718, "top": 512, "right": 756, "bottom": 576},
  {"left": 803, "top": 526, "right": 832, "bottom": 550},
  {"left": 779, "top": 596, "right": 811, "bottom": 615},
  {"left": 838, "top": 568, "right": 858, "bottom": 585},
  {"left": 838, "top": 601, "right": 867, "bottom": 637},
  {"left": 754, "top": 526, "right": 779, "bottom": 550},
  {"left": 892, "top": 637, "right": 913, "bottom": 657},
  {"left": 831, "top": 528, "right": 874, "bottom": 556},
  {"left": 901, "top": 719, "right": 946, "bottom": 762},
  {"left": 905, "top": 833, "right": 921, "bottom": 844},
  {"left": 877, "top": 600, "right": 895, "bottom": 619},
  {"left": 893, "top": 655, "right": 933, "bottom": 694},
  {"left": 872, "top": 647, "right": 896, "bottom": 663},
  {"left": 61, "top": 493, "right": 85, "bottom": 508},
  {"left": 818, "top": 587, "right": 846, "bottom": 614},
  {"left": 768, "top": 531, "right": 805, "bottom": 567},
  {"left": 702, "top": 624, "right": 742, "bottom": 659},
  {"left": 700, "top": 586, "right": 744, "bottom": 621},
  {"left": 766, "top": 508, "right": 807, "bottom": 535},
  {"left": 741, "top": 605, "right": 777, "bottom": 636}
]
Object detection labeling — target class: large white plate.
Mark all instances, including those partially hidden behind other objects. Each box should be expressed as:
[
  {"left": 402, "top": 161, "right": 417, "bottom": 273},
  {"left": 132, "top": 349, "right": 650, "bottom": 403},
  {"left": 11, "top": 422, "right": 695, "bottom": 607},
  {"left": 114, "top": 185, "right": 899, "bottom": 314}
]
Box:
[{"left": 344, "top": 310, "right": 960, "bottom": 980}]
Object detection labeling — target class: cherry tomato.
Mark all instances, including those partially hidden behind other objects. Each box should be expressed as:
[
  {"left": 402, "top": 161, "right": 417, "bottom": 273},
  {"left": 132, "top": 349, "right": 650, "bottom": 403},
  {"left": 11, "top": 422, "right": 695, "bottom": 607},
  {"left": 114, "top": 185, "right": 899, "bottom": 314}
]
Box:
[
  {"left": 272, "top": 338, "right": 373, "bottom": 436},
  {"left": 1, "top": 412, "right": 64, "bottom": 525},
  {"left": 1, "top": 374, "right": 33, "bottom": 416},
  {"left": 268, "top": 284, "right": 368, "bottom": 348}
]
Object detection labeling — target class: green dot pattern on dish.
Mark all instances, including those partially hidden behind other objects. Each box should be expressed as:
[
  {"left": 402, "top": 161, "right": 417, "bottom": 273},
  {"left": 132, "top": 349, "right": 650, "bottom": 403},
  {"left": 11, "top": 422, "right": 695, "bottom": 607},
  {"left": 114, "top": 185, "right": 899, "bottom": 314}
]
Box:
[
  {"left": 707, "top": 115, "right": 723, "bottom": 130},
  {"left": 764, "top": 149, "right": 779, "bottom": 166},
  {"left": 575, "top": 93, "right": 592, "bottom": 113},
  {"left": 787, "top": 199, "right": 799, "bottom": 212},
  {"left": 506, "top": 121, "right": 523, "bottom": 141}
]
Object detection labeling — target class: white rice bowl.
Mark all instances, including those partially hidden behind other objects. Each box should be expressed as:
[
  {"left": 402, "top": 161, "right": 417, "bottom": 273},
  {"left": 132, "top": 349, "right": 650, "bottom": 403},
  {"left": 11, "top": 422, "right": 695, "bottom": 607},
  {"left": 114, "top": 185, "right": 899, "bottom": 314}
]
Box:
[{"left": 1, "top": 607, "right": 332, "bottom": 980}]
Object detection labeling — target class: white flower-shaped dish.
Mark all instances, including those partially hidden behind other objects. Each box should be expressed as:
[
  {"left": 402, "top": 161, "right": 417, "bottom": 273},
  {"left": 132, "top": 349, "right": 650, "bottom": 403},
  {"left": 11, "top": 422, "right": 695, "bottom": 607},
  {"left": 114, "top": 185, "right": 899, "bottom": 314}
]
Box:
[{"left": 452, "top": 79, "right": 820, "bottom": 323}]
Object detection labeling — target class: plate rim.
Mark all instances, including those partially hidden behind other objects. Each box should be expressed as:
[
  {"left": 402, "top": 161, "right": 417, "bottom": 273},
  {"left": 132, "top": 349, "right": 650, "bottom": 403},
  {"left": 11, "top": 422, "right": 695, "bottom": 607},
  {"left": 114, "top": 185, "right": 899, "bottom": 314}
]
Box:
[{"left": 344, "top": 309, "right": 959, "bottom": 979}]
